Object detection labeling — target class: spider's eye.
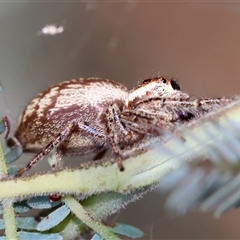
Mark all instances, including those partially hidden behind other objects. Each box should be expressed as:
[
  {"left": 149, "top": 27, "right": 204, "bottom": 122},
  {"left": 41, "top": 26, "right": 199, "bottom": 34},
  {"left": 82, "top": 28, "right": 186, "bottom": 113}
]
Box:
[
  {"left": 161, "top": 78, "right": 167, "bottom": 84},
  {"left": 170, "top": 80, "right": 180, "bottom": 90},
  {"left": 142, "top": 78, "right": 151, "bottom": 84}
]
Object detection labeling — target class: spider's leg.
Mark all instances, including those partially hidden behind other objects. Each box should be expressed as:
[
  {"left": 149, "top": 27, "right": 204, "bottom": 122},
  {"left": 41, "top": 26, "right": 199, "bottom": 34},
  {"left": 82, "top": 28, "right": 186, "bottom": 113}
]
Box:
[
  {"left": 105, "top": 103, "right": 133, "bottom": 171},
  {"left": 121, "top": 108, "right": 176, "bottom": 135},
  {"left": 15, "top": 121, "right": 76, "bottom": 177},
  {"left": 122, "top": 96, "right": 208, "bottom": 130},
  {"left": 121, "top": 96, "right": 235, "bottom": 140},
  {"left": 120, "top": 96, "right": 201, "bottom": 139},
  {"left": 198, "top": 97, "right": 235, "bottom": 112}
]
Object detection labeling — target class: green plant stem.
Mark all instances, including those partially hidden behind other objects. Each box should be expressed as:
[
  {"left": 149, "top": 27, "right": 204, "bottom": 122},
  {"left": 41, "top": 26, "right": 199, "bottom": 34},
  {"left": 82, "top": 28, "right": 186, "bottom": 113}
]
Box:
[
  {"left": 2, "top": 201, "right": 18, "bottom": 240},
  {"left": 0, "top": 142, "right": 8, "bottom": 177},
  {"left": 62, "top": 195, "right": 120, "bottom": 240},
  {"left": 0, "top": 144, "right": 174, "bottom": 201},
  {"left": 0, "top": 140, "right": 18, "bottom": 240}
]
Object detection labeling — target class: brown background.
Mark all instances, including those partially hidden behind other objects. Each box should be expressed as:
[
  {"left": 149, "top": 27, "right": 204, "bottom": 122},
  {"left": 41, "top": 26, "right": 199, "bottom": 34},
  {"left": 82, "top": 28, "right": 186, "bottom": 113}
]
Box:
[{"left": 1, "top": 2, "right": 240, "bottom": 239}]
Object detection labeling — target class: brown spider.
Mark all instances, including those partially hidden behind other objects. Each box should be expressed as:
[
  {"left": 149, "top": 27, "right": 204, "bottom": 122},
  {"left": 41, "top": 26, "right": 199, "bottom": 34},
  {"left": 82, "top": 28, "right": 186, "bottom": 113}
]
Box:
[{"left": 7, "top": 77, "right": 233, "bottom": 177}]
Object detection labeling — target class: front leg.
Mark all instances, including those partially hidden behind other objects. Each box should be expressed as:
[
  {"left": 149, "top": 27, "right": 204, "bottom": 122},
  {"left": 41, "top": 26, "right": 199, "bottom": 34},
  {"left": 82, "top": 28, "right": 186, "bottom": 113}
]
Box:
[
  {"left": 120, "top": 97, "right": 200, "bottom": 134},
  {"left": 120, "top": 107, "right": 176, "bottom": 136},
  {"left": 121, "top": 97, "right": 235, "bottom": 138},
  {"left": 198, "top": 97, "right": 235, "bottom": 112},
  {"left": 120, "top": 97, "right": 199, "bottom": 139}
]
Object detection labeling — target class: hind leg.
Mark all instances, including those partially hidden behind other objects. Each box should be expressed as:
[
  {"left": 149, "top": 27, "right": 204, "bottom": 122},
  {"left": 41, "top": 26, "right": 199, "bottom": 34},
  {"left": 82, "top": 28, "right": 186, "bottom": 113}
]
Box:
[{"left": 15, "top": 122, "right": 76, "bottom": 177}]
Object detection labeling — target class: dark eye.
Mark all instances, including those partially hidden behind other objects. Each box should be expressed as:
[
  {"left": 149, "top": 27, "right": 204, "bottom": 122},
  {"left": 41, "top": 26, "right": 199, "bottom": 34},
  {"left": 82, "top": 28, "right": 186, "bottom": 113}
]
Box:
[
  {"left": 170, "top": 80, "right": 180, "bottom": 90},
  {"left": 161, "top": 78, "right": 167, "bottom": 83},
  {"left": 142, "top": 78, "right": 151, "bottom": 84}
]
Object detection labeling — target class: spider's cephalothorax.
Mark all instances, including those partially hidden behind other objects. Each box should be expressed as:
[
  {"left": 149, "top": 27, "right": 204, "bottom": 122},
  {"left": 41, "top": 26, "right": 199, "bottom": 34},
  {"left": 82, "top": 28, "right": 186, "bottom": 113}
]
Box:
[{"left": 7, "top": 77, "right": 233, "bottom": 176}]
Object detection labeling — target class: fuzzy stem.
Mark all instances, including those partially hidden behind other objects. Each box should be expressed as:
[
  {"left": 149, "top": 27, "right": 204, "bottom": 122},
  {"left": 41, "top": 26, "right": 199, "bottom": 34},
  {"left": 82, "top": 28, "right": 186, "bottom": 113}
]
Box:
[
  {"left": 0, "top": 145, "right": 175, "bottom": 201},
  {"left": 0, "top": 142, "right": 8, "bottom": 177},
  {"left": 2, "top": 201, "right": 18, "bottom": 240},
  {"left": 62, "top": 195, "right": 120, "bottom": 240},
  {"left": 0, "top": 140, "right": 18, "bottom": 240}
]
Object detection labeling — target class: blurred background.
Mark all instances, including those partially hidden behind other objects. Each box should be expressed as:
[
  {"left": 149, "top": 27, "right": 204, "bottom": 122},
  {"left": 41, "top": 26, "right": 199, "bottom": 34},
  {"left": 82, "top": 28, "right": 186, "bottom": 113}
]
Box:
[{"left": 0, "top": 1, "right": 240, "bottom": 239}]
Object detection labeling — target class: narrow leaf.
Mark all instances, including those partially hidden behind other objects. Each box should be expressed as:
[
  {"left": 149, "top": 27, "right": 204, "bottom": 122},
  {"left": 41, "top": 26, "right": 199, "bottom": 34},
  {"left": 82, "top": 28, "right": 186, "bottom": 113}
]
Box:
[{"left": 37, "top": 205, "right": 70, "bottom": 231}]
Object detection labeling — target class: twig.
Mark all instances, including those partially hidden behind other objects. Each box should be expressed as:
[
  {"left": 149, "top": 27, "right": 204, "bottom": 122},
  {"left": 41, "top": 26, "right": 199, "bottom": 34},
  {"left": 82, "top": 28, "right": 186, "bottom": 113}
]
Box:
[
  {"left": 63, "top": 195, "right": 120, "bottom": 240},
  {"left": 0, "top": 138, "right": 18, "bottom": 240}
]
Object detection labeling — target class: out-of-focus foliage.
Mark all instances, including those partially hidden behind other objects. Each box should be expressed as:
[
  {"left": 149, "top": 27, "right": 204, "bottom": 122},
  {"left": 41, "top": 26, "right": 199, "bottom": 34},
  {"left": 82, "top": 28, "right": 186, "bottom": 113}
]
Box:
[{"left": 159, "top": 99, "right": 240, "bottom": 217}]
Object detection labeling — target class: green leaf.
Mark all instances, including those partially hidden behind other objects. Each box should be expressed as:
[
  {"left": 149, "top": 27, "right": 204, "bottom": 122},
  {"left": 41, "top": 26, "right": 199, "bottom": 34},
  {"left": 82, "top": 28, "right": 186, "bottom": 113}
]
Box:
[
  {"left": 112, "top": 223, "right": 144, "bottom": 238},
  {"left": 0, "top": 118, "right": 6, "bottom": 135},
  {"left": 4, "top": 146, "right": 23, "bottom": 165},
  {"left": 14, "top": 201, "right": 30, "bottom": 213},
  {"left": 27, "top": 196, "right": 61, "bottom": 209},
  {"left": 18, "top": 231, "right": 63, "bottom": 240},
  {"left": 17, "top": 217, "right": 38, "bottom": 230},
  {"left": 37, "top": 205, "right": 70, "bottom": 231},
  {"left": 91, "top": 234, "right": 103, "bottom": 240}
]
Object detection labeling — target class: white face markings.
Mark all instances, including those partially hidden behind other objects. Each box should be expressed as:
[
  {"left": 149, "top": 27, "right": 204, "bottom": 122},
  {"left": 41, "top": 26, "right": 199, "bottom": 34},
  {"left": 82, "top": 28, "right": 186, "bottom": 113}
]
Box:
[{"left": 128, "top": 78, "right": 178, "bottom": 106}]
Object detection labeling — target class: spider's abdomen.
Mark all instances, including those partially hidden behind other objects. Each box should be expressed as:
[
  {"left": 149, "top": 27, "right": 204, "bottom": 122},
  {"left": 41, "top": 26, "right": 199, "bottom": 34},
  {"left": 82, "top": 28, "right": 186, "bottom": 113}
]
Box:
[{"left": 13, "top": 78, "right": 128, "bottom": 155}]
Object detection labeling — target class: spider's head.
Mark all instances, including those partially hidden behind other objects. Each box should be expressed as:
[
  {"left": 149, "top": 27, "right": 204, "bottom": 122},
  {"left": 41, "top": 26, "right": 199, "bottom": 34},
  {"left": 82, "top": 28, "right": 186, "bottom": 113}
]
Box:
[{"left": 127, "top": 77, "right": 181, "bottom": 108}]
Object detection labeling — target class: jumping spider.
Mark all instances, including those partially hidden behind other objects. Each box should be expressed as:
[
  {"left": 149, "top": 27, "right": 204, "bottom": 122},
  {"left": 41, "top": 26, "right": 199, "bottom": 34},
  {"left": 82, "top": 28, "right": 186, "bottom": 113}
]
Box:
[{"left": 7, "top": 77, "right": 233, "bottom": 176}]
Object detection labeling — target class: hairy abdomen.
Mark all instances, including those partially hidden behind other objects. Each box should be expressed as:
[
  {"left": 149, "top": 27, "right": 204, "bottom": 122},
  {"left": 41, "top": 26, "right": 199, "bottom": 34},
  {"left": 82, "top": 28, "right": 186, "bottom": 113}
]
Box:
[{"left": 14, "top": 78, "right": 128, "bottom": 155}]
